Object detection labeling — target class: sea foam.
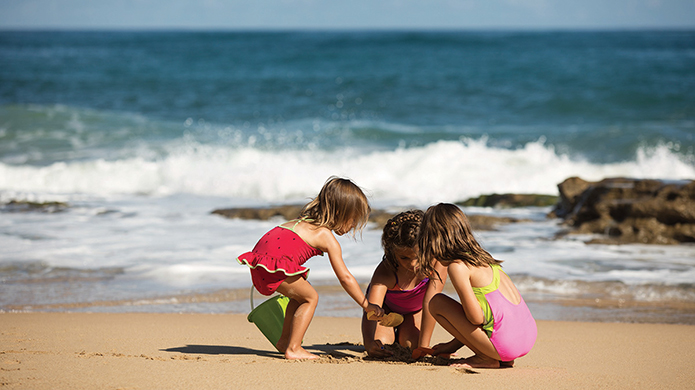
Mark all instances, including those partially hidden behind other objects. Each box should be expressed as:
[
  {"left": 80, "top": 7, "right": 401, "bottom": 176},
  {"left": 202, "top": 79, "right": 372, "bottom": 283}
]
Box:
[{"left": 1, "top": 137, "right": 693, "bottom": 204}]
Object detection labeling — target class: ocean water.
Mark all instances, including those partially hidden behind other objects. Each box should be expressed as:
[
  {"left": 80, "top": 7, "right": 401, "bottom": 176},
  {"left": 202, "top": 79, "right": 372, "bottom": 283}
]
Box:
[{"left": 1, "top": 30, "right": 695, "bottom": 323}]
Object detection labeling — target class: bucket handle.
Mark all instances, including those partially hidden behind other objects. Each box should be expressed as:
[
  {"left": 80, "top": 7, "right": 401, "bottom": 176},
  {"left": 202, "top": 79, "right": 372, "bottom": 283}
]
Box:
[{"left": 250, "top": 286, "right": 255, "bottom": 310}]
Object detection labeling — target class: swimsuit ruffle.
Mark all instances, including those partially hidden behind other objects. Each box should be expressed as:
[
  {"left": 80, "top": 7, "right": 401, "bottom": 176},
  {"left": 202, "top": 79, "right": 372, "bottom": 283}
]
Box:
[{"left": 237, "top": 251, "right": 309, "bottom": 277}]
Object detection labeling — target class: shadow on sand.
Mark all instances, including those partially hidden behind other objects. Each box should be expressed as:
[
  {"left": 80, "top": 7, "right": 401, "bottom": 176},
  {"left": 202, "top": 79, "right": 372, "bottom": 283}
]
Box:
[{"left": 161, "top": 342, "right": 364, "bottom": 359}]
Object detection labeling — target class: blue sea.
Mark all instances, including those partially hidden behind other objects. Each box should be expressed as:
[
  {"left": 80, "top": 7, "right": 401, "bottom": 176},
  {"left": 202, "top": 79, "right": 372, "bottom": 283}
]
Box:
[{"left": 1, "top": 30, "right": 694, "bottom": 323}]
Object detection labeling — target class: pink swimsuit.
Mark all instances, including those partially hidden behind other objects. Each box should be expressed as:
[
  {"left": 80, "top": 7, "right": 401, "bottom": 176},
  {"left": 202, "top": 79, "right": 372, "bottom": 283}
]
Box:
[
  {"left": 237, "top": 221, "right": 322, "bottom": 296},
  {"left": 473, "top": 264, "right": 537, "bottom": 361},
  {"left": 383, "top": 277, "right": 429, "bottom": 315}
]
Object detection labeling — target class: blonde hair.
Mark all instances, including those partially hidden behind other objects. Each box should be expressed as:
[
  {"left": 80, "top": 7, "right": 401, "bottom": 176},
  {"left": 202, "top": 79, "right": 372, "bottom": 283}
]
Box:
[
  {"left": 417, "top": 203, "right": 501, "bottom": 278},
  {"left": 381, "top": 210, "right": 423, "bottom": 272},
  {"left": 300, "top": 176, "right": 370, "bottom": 236}
]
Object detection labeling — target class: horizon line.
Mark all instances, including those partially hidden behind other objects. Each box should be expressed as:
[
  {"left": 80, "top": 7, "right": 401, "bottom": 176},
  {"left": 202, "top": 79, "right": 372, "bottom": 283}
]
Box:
[{"left": 2, "top": 26, "right": 695, "bottom": 33}]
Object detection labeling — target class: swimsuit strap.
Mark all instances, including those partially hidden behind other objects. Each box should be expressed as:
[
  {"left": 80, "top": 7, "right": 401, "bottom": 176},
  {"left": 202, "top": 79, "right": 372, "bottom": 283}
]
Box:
[
  {"left": 287, "top": 217, "right": 315, "bottom": 232},
  {"left": 472, "top": 264, "right": 502, "bottom": 338},
  {"left": 390, "top": 270, "right": 429, "bottom": 292},
  {"left": 491, "top": 264, "right": 501, "bottom": 289},
  {"left": 472, "top": 264, "right": 501, "bottom": 296},
  {"left": 392, "top": 269, "right": 402, "bottom": 291}
]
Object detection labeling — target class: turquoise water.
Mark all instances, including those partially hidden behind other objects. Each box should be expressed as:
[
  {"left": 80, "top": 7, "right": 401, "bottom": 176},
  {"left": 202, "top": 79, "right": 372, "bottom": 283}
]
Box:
[
  {"left": 2, "top": 31, "right": 694, "bottom": 164},
  {"left": 1, "top": 31, "right": 694, "bottom": 322}
]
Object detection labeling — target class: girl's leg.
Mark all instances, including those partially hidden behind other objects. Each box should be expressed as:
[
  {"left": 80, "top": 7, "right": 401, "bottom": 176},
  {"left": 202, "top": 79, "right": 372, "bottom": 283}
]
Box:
[
  {"left": 275, "top": 298, "right": 299, "bottom": 353},
  {"left": 429, "top": 293, "right": 501, "bottom": 368},
  {"left": 275, "top": 275, "right": 319, "bottom": 360},
  {"left": 396, "top": 310, "right": 421, "bottom": 350}
]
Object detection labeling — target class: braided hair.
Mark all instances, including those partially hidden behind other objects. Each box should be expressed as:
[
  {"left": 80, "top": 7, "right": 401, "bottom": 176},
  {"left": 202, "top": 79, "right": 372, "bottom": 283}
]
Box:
[{"left": 381, "top": 210, "right": 424, "bottom": 272}]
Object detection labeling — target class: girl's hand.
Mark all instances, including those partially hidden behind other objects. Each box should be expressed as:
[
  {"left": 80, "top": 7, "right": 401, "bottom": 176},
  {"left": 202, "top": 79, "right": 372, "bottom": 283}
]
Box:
[
  {"left": 365, "top": 303, "right": 385, "bottom": 319},
  {"left": 411, "top": 346, "right": 434, "bottom": 360},
  {"left": 366, "top": 339, "right": 393, "bottom": 358}
]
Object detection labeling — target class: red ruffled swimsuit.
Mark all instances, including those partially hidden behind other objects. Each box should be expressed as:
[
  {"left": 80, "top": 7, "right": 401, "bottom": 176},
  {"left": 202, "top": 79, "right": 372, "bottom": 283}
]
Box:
[{"left": 237, "top": 220, "right": 323, "bottom": 296}]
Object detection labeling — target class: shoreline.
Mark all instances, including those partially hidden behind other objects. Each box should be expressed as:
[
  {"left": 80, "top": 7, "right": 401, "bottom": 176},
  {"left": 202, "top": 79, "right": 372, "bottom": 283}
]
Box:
[
  {"left": 2, "top": 312, "right": 694, "bottom": 389},
  {"left": 4, "top": 202, "right": 695, "bottom": 327},
  {"left": 5, "top": 283, "right": 695, "bottom": 326}
]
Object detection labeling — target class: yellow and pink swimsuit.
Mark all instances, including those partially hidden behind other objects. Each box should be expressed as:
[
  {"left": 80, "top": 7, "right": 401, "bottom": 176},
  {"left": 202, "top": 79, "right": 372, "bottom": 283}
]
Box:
[{"left": 473, "top": 264, "right": 537, "bottom": 361}]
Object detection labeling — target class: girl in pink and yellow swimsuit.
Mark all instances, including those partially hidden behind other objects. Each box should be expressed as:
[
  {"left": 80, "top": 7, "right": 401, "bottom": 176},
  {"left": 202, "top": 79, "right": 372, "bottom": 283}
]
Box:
[
  {"left": 416, "top": 203, "right": 537, "bottom": 368},
  {"left": 361, "top": 210, "right": 448, "bottom": 358}
]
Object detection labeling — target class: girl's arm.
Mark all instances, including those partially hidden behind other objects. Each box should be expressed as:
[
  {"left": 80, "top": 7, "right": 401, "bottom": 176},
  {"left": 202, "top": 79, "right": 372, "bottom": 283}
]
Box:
[
  {"left": 315, "top": 228, "right": 384, "bottom": 316},
  {"left": 366, "top": 262, "right": 395, "bottom": 305},
  {"left": 447, "top": 261, "right": 485, "bottom": 326},
  {"left": 362, "top": 262, "right": 394, "bottom": 358},
  {"left": 418, "top": 261, "right": 448, "bottom": 349}
]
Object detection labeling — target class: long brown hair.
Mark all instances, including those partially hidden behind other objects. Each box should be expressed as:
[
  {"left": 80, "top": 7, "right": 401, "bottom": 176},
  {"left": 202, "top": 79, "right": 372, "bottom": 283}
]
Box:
[
  {"left": 417, "top": 203, "right": 501, "bottom": 278},
  {"left": 300, "top": 176, "right": 370, "bottom": 236},
  {"left": 381, "top": 210, "right": 423, "bottom": 272}
]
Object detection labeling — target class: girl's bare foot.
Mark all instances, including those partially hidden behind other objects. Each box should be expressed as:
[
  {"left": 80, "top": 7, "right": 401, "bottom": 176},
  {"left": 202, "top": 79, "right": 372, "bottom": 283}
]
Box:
[
  {"left": 501, "top": 360, "right": 515, "bottom": 368},
  {"left": 450, "top": 354, "right": 500, "bottom": 369},
  {"left": 284, "top": 347, "right": 319, "bottom": 360}
]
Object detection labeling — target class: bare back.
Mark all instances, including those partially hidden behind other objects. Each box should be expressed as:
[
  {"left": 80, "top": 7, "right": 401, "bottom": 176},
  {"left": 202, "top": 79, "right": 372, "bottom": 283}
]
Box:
[
  {"left": 282, "top": 219, "right": 376, "bottom": 316},
  {"left": 469, "top": 265, "right": 521, "bottom": 305},
  {"left": 282, "top": 220, "right": 331, "bottom": 252}
]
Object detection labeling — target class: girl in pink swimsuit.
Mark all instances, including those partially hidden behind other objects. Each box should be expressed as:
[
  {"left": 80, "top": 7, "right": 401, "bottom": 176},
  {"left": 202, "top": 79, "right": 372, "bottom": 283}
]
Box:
[
  {"left": 361, "top": 210, "right": 448, "bottom": 358},
  {"left": 237, "top": 177, "right": 385, "bottom": 360},
  {"left": 416, "top": 203, "right": 537, "bottom": 368}
]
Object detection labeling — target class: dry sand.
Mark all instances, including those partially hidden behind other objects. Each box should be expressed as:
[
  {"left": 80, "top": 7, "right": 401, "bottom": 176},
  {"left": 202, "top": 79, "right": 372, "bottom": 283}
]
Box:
[{"left": 1, "top": 312, "right": 694, "bottom": 389}]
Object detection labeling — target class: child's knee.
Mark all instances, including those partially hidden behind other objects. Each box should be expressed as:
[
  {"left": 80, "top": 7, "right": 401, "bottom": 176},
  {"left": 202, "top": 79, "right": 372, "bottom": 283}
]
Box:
[
  {"left": 428, "top": 293, "right": 447, "bottom": 315},
  {"left": 397, "top": 329, "right": 419, "bottom": 349},
  {"left": 302, "top": 288, "right": 319, "bottom": 306}
]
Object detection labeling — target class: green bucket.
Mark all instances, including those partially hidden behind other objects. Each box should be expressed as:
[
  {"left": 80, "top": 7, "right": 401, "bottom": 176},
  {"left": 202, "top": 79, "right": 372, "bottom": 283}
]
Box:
[{"left": 247, "top": 294, "right": 290, "bottom": 348}]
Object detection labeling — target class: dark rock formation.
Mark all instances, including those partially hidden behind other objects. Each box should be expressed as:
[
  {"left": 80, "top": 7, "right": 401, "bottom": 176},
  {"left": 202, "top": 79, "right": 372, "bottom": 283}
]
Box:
[
  {"left": 212, "top": 206, "right": 526, "bottom": 231},
  {"left": 1, "top": 200, "right": 69, "bottom": 213},
  {"left": 457, "top": 193, "right": 558, "bottom": 208},
  {"left": 211, "top": 205, "right": 401, "bottom": 230},
  {"left": 212, "top": 204, "right": 303, "bottom": 221},
  {"left": 550, "top": 177, "right": 695, "bottom": 245}
]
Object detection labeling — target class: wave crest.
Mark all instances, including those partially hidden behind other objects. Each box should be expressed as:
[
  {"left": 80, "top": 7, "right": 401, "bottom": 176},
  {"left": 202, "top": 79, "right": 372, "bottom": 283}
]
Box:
[{"left": 1, "top": 138, "right": 693, "bottom": 203}]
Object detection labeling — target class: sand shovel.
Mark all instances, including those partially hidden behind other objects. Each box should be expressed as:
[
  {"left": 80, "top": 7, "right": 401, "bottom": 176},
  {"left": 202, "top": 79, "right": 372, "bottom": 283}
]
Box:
[{"left": 367, "top": 311, "right": 404, "bottom": 327}]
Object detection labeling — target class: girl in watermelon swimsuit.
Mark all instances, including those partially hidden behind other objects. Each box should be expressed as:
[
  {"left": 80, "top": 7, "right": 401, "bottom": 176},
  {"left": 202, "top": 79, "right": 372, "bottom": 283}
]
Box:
[
  {"left": 237, "top": 177, "right": 384, "bottom": 360},
  {"left": 361, "top": 210, "right": 448, "bottom": 358},
  {"left": 416, "top": 203, "right": 537, "bottom": 368}
]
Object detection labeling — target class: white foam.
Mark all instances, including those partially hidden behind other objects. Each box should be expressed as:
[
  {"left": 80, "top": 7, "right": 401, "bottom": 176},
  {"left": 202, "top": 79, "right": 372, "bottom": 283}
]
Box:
[
  {"left": 1, "top": 138, "right": 693, "bottom": 205},
  {"left": 2, "top": 189, "right": 695, "bottom": 312}
]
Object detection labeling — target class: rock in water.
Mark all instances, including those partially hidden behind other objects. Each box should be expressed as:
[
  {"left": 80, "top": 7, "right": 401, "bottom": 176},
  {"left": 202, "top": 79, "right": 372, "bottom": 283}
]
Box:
[{"left": 551, "top": 177, "right": 695, "bottom": 245}]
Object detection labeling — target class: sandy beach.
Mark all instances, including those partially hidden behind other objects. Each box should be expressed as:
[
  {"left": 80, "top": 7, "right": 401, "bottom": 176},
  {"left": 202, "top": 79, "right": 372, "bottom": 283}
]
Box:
[{"left": 2, "top": 312, "right": 694, "bottom": 389}]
